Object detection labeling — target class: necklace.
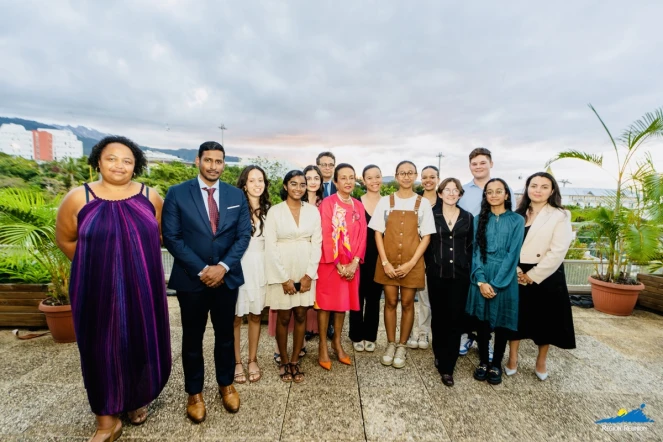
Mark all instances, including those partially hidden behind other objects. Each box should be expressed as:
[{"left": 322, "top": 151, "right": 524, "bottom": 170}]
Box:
[
  {"left": 443, "top": 207, "right": 459, "bottom": 227},
  {"left": 338, "top": 194, "right": 352, "bottom": 204}
]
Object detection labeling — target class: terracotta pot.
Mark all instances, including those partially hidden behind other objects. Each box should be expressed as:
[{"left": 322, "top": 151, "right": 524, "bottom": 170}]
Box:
[
  {"left": 589, "top": 276, "right": 644, "bottom": 316},
  {"left": 38, "top": 301, "right": 76, "bottom": 343}
]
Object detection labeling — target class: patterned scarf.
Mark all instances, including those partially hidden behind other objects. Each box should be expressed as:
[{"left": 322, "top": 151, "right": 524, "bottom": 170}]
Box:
[{"left": 331, "top": 201, "right": 353, "bottom": 264}]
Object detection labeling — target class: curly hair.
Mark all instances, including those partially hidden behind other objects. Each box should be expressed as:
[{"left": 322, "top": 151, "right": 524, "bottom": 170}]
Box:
[
  {"left": 476, "top": 178, "right": 512, "bottom": 264},
  {"left": 237, "top": 165, "right": 271, "bottom": 236},
  {"left": 88, "top": 135, "right": 147, "bottom": 176},
  {"left": 302, "top": 165, "right": 323, "bottom": 205}
]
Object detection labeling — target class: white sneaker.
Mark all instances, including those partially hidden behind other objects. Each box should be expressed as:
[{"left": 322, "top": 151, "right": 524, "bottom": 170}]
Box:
[
  {"left": 459, "top": 333, "right": 474, "bottom": 356},
  {"left": 417, "top": 333, "right": 429, "bottom": 350},
  {"left": 406, "top": 334, "right": 419, "bottom": 349},
  {"left": 353, "top": 341, "right": 365, "bottom": 352},
  {"left": 392, "top": 345, "right": 407, "bottom": 368},
  {"left": 381, "top": 342, "right": 396, "bottom": 366},
  {"left": 364, "top": 341, "right": 376, "bottom": 352}
]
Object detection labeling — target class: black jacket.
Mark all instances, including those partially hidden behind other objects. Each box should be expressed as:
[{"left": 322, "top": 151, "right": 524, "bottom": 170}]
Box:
[{"left": 425, "top": 199, "right": 473, "bottom": 279}]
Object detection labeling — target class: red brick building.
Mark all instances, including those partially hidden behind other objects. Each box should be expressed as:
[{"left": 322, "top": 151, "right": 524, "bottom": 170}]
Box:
[{"left": 32, "top": 130, "right": 53, "bottom": 161}]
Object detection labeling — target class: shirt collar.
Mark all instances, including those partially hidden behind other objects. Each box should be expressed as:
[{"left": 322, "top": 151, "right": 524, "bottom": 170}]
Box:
[
  {"left": 465, "top": 180, "right": 480, "bottom": 188},
  {"left": 198, "top": 175, "right": 219, "bottom": 190}
]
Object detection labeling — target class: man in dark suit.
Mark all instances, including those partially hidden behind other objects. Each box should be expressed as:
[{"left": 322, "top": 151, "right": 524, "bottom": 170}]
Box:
[
  {"left": 162, "top": 141, "right": 251, "bottom": 422},
  {"left": 316, "top": 151, "right": 337, "bottom": 198}
]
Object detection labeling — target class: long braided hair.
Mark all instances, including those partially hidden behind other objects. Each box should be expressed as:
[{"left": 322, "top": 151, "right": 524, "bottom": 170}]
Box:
[
  {"left": 476, "top": 178, "right": 512, "bottom": 263},
  {"left": 237, "top": 165, "right": 271, "bottom": 236}
]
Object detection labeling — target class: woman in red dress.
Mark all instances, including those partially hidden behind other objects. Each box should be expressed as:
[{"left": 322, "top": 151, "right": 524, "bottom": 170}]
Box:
[{"left": 316, "top": 163, "right": 367, "bottom": 370}]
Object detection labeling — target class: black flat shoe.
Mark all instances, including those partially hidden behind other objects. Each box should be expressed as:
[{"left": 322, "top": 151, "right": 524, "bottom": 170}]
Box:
[
  {"left": 487, "top": 366, "right": 502, "bottom": 385},
  {"left": 441, "top": 374, "right": 454, "bottom": 387},
  {"left": 473, "top": 363, "right": 489, "bottom": 381}
]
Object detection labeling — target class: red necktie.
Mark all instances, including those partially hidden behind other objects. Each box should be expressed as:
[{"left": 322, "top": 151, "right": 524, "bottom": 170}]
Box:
[{"left": 203, "top": 187, "right": 219, "bottom": 234}]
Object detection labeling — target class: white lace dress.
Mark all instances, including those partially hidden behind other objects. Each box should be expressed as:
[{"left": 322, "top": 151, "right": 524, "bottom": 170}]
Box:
[{"left": 236, "top": 228, "right": 267, "bottom": 316}]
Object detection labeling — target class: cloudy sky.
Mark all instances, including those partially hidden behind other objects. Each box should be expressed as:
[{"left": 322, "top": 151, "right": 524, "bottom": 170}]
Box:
[{"left": 1, "top": 0, "right": 662, "bottom": 187}]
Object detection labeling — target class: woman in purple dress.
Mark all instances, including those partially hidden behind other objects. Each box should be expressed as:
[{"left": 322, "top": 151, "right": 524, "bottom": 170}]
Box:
[{"left": 56, "top": 136, "right": 171, "bottom": 442}]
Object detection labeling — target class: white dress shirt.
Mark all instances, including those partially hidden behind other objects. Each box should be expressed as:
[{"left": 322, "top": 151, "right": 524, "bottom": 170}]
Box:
[{"left": 197, "top": 175, "right": 229, "bottom": 273}]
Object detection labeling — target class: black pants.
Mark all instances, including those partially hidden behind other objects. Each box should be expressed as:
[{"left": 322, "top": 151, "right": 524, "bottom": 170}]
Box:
[
  {"left": 349, "top": 264, "right": 383, "bottom": 343},
  {"left": 428, "top": 271, "right": 470, "bottom": 375},
  {"left": 177, "top": 285, "right": 238, "bottom": 394},
  {"left": 477, "top": 320, "right": 509, "bottom": 367}
]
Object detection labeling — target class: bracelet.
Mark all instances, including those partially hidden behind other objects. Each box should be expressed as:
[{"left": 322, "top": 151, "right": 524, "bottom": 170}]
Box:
[
  {"left": 382, "top": 260, "right": 389, "bottom": 266},
  {"left": 353, "top": 257, "right": 360, "bottom": 263}
]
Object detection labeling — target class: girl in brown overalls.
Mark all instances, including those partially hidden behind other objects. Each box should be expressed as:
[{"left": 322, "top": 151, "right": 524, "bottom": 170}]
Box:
[{"left": 368, "top": 161, "right": 436, "bottom": 369}]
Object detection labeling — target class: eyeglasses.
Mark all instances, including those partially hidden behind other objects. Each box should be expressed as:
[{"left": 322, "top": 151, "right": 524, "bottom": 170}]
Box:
[
  {"left": 485, "top": 190, "right": 505, "bottom": 196},
  {"left": 396, "top": 171, "right": 416, "bottom": 178},
  {"left": 442, "top": 188, "right": 460, "bottom": 195},
  {"left": 318, "top": 163, "right": 335, "bottom": 168}
]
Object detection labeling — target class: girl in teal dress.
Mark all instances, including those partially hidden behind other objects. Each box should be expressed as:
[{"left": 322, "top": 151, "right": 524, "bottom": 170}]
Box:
[{"left": 466, "top": 178, "right": 524, "bottom": 385}]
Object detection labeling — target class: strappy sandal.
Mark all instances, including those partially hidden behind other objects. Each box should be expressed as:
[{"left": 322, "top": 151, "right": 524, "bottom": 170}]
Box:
[
  {"left": 273, "top": 352, "right": 281, "bottom": 365},
  {"left": 234, "top": 361, "right": 247, "bottom": 384},
  {"left": 279, "top": 363, "right": 292, "bottom": 382},
  {"left": 290, "top": 362, "right": 305, "bottom": 384},
  {"left": 128, "top": 406, "right": 148, "bottom": 425},
  {"left": 248, "top": 358, "right": 262, "bottom": 383},
  {"left": 91, "top": 417, "right": 122, "bottom": 442}
]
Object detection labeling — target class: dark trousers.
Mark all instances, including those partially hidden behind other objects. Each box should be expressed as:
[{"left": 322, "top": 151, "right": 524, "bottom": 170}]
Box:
[
  {"left": 349, "top": 265, "right": 383, "bottom": 343},
  {"left": 477, "top": 321, "right": 509, "bottom": 367},
  {"left": 428, "top": 271, "right": 470, "bottom": 375},
  {"left": 177, "top": 285, "right": 238, "bottom": 394}
]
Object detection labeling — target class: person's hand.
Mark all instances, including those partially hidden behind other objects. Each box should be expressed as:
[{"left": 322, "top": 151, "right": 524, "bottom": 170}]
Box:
[
  {"left": 520, "top": 273, "right": 534, "bottom": 285},
  {"left": 479, "top": 283, "right": 496, "bottom": 299},
  {"left": 201, "top": 265, "right": 226, "bottom": 288},
  {"left": 343, "top": 261, "right": 359, "bottom": 281},
  {"left": 394, "top": 260, "right": 415, "bottom": 279},
  {"left": 282, "top": 280, "right": 296, "bottom": 295},
  {"left": 383, "top": 262, "right": 397, "bottom": 279},
  {"left": 299, "top": 275, "right": 312, "bottom": 293}
]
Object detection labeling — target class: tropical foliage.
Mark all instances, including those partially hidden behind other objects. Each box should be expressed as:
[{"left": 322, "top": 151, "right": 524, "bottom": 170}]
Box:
[
  {"left": 547, "top": 105, "right": 663, "bottom": 282},
  {"left": 0, "top": 188, "right": 70, "bottom": 304}
]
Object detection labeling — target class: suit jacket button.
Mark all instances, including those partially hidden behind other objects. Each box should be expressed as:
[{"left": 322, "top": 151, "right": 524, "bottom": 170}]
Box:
[{"left": 536, "top": 254, "right": 541, "bottom": 257}]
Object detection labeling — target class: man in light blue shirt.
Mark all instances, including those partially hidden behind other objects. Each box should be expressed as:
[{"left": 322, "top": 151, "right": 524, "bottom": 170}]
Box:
[
  {"left": 456, "top": 147, "right": 494, "bottom": 360},
  {"left": 458, "top": 147, "right": 494, "bottom": 216}
]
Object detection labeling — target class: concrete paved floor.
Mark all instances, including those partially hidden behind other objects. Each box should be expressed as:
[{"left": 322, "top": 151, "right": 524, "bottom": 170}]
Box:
[{"left": 1, "top": 298, "right": 662, "bottom": 441}]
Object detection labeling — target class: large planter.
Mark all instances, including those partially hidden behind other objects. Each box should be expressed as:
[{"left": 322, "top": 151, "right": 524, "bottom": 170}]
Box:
[
  {"left": 38, "top": 301, "right": 76, "bottom": 343},
  {"left": 0, "top": 284, "right": 48, "bottom": 327},
  {"left": 589, "top": 276, "right": 644, "bottom": 316},
  {"left": 637, "top": 273, "right": 663, "bottom": 314}
]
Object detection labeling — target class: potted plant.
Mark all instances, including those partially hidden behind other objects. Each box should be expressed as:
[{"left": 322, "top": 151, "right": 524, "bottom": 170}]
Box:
[
  {"left": 0, "top": 188, "right": 75, "bottom": 342},
  {"left": 547, "top": 105, "right": 663, "bottom": 315}
]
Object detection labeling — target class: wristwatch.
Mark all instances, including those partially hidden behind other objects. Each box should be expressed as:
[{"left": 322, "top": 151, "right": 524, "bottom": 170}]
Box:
[
  {"left": 477, "top": 282, "right": 485, "bottom": 287},
  {"left": 382, "top": 260, "right": 389, "bottom": 266}
]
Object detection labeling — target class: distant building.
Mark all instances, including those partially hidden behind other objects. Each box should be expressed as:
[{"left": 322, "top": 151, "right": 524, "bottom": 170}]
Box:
[
  {"left": 37, "top": 129, "right": 83, "bottom": 160},
  {"left": 0, "top": 123, "right": 34, "bottom": 159},
  {"left": 514, "top": 187, "right": 636, "bottom": 209},
  {"left": 144, "top": 149, "right": 187, "bottom": 164},
  {"left": 32, "top": 130, "right": 53, "bottom": 161}
]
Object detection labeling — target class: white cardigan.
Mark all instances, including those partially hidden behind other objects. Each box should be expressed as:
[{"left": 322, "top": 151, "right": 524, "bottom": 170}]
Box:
[{"left": 518, "top": 204, "right": 573, "bottom": 284}]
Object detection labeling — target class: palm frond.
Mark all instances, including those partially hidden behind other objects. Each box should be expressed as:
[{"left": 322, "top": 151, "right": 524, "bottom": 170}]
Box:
[
  {"left": 545, "top": 150, "right": 603, "bottom": 168},
  {"left": 589, "top": 104, "right": 620, "bottom": 161},
  {"left": 623, "top": 223, "right": 662, "bottom": 264},
  {"left": 618, "top": 108, "right": 663, "bottom": 149}
]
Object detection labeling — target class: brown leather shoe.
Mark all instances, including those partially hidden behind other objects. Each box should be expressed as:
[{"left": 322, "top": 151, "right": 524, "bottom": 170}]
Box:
[
  {"left": 186, "top": 393, "right": 206, "bottom": 423},
  {"left": 219, "top": 384, "right": 240, "bottom": 413}
]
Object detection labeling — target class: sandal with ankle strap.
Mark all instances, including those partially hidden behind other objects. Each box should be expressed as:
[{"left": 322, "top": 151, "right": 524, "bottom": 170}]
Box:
[
  {"left": 290, "top": 362, "right": 305, "bottom": 384},
  {"left": 279, "top": 363, "right": 292, "bottom": 382},
  {"left": 234, "top": 361, "right": 247, "bottom": 384},
  {"left": 248, "top": 358, "right": 262, "bottom": 383},
  {"left": 91, "top": 418, "right": 122, "bottom": 442},
  {"left": 128, "top": 405, "right": 148, "bottom": 425}
]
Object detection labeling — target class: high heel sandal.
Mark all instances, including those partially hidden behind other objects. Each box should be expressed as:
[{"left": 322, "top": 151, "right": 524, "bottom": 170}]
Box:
[
  {"left": 247, "top": 358, "right": 262, "bottom": 383},
  {"left": 332, "top": 345, "right": 352, "bottom": 366},
  {"left": 234, "top": 361, "right": 247, "bottom": 384},
  {"left": 279, "top": 363, "right": 292, "bottom": 382},
  {"left": 290, "top": 362, "right": 305, "bottom": 383},
  {"left": 127, "top": 406, "right": 148, "bottom": 425},
  {"left": 90, "top": 418, "right": 122, "bottom": 442}
]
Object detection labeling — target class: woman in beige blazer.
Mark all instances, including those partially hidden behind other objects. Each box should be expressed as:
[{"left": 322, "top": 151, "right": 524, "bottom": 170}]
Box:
[{"left": 505, "top": 172, "right": 576, "bottom": 381}]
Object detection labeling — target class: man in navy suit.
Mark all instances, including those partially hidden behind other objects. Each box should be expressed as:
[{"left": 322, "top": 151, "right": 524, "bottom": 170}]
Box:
[
  {"left": 162, "top": 141, "right": 251, "bottom": 422},
  {"left": 316, "top": 151, "right": 337, "bottom": 198}
]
